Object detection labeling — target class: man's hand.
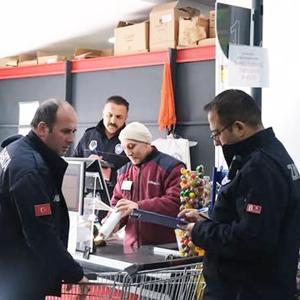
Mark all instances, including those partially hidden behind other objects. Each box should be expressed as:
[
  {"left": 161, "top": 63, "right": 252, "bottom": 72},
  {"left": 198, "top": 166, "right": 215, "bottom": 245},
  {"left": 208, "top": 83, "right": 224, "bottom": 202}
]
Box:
[
  {"left": 115, "top": 199, "right": 138, "bottom": 218},
  {"left": 177, "top": 209, "right": 206, "bottom": 234},
  {"left": 65, "top": 276, "right": 88, "bottom": 292},
  {"left": 79, "top": 276, "right": 89, "bottom": 283},
  {"left": 178, "top": 208, "right": 203, "bottom": 223}
]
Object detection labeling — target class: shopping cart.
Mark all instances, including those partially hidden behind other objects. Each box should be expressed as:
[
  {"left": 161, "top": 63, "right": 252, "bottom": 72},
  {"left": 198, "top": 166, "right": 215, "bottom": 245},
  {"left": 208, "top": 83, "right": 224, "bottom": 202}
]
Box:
[{"left": 46, "top": 257, "right": 205, "bottom": 300}]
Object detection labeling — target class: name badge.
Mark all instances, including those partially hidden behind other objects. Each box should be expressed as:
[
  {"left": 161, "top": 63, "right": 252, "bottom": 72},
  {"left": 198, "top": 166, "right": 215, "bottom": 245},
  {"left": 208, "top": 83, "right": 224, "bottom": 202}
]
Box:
[{"left": 121, "top": 180, "right": 132, "bottom": 191}]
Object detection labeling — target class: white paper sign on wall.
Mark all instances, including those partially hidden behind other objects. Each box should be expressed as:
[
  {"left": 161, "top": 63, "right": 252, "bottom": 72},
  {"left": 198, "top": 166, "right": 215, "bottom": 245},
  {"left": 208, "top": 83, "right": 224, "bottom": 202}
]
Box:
[{"left": 228, "top": 44, "right": 269, "bottom": 88}]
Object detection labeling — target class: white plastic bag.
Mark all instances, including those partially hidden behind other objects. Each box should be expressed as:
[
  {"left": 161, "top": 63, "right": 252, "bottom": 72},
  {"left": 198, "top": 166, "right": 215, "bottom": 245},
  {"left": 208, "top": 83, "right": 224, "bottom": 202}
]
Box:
[{"left": 152, "top": 134, "right": 191, "bottom": 169}]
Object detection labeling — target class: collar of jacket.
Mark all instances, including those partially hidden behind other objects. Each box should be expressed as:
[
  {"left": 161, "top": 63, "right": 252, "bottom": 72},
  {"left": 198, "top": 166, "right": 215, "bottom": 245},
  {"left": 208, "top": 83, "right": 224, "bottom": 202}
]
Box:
[
  {"left": 134, "top": 146, "right": 159, "bottom": 168},
  {"left": 222, "top": 127, "right": 275, "bottom": 167},
  {"left": 26, "top": 130, "right": 68, "bottom": 188},
  {"left": 95, "top": 120, "right": 126, "bottom": 140}
]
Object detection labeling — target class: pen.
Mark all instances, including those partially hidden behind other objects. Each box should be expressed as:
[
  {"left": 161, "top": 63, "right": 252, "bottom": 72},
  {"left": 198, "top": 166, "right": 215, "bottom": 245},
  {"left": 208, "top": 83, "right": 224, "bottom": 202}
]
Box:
[{"left": 197, "top": 207, "right": 209, "bottom": 213}]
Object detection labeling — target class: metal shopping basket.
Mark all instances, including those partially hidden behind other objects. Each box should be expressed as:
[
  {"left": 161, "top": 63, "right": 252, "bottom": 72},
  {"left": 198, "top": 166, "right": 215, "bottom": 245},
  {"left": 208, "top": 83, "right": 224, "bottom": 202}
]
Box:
[{"left": 46, "top": 257, "right": 205, "bottom": 300}]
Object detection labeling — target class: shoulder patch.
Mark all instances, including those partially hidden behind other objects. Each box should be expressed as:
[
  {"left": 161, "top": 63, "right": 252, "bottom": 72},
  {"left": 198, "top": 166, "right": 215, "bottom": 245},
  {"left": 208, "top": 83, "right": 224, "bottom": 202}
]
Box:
[
  {"left": 89, "top": 140, "right": 98, "bottom": 151},
  {"left": 115, "top": 143, "right": 123, "bottom": 155},
  {"left": 34, "top": 203, "right": 52, "bottom": 217},
  {"left": 246, "top": 203, "right": 262, "bottom": 215},
  {"left": 0, "top": 148, "right": 11, "bottom": 170}
]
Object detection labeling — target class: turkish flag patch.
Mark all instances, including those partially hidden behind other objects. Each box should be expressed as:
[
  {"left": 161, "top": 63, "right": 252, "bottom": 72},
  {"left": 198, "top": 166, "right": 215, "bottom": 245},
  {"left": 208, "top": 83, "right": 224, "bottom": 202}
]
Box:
[
  {"left": 246, "top": 203, "right": 262, "bottom": 215},
  {"left": 34, "top": 203, "right": 52, "bottom": 217}
]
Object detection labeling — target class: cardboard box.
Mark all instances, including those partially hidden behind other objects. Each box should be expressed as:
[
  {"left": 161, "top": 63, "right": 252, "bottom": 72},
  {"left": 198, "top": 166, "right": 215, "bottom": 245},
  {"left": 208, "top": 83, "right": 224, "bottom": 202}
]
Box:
[
  {"left": 209, "top": 27, "right": 216, "bottom": 38},
  {"left": 178, "top": 15, "right": 208, "bottom": 47},
  {"left": 197, "top": 38, "right": 216, "bottom": 46},
  {"left": 37, "top": 51, "right": 66, "bottom": 64},
  {"left": 99, "top": 48, "right": 114, "bottom": 57},
  {"left": 209, "top": 10, "right": 215, "bottom": 28},
  {"left": 18, "top": 53, "right": 37, "bottom": 66},
  {"left": 0, "top": 56, "right": 18, "bottom": 67},
  {"left": 149, "top": 1, "right": 190, "bottom": 51},
  {"left": 114, "top": 21, "right": 149, "bottom": 55},
  {"left": 73, "top": 48, "right": 104, "bottom": 59}
]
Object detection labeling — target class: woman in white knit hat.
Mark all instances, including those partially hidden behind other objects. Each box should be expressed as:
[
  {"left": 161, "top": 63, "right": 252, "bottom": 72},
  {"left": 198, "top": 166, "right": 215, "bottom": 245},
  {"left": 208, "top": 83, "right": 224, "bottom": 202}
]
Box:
[{"left": 104, "top": 121, "right": 185, "bottom": 248}]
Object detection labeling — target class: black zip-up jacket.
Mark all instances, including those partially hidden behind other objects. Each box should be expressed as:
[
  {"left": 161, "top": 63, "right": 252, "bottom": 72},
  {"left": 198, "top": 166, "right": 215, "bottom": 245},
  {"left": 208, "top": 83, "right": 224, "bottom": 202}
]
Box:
[
  {"left": 0, "top": 131, "right": 83, "bottom": 299},
  {"left": 192, "top": 128, "right": 300, "bottom": 300},
  {"left": 72, "top": 120, "right": 129, "bottom": 194}
]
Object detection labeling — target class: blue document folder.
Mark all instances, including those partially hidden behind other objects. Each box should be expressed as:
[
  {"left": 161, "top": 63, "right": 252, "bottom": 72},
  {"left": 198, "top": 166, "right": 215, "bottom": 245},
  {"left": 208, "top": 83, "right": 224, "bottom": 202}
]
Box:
[{"left": 130, "top": 209, "right": 188, "bottom": 229}]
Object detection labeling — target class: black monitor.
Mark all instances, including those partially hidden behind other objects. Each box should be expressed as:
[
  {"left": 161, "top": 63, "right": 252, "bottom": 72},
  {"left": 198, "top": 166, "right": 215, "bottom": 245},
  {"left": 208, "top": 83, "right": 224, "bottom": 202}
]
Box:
[
  {"left": 63, "top": 157, "right": 111, "bottom": 210},
  {"left": 62, "top": 159, "right": 86, "bottom": 214}
]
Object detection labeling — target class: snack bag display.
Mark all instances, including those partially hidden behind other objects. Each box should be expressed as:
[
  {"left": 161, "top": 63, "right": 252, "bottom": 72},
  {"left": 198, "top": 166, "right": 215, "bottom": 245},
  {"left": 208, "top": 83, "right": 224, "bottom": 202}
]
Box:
[{"left": 176, "top": 165, "right": 210, "bottom": 257}]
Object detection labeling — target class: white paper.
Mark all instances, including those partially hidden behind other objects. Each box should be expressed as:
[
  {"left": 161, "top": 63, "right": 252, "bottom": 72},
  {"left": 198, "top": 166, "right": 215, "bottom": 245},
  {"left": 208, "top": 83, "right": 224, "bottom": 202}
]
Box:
[
  {"left": 18, "top": 126, "right": 32, "bottom": 135},
  {"left": 19, "top": 101, "right": 40, "bottom": 125},
  {"left": 228, "top": 44, "right": 269, "bottom": 88},
  {"left": 85, "top": 196, "right": 112, "bottom": 212}
]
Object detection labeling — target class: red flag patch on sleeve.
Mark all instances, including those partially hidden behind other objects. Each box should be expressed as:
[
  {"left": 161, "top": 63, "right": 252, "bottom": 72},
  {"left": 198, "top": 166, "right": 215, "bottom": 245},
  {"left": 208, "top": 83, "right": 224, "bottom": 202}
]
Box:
[
  {"left": 246, "top": 203, "right": 262, "bottom": 215},
  {"left": 34, "top": 203, "right": 52, "bottom": 217}
]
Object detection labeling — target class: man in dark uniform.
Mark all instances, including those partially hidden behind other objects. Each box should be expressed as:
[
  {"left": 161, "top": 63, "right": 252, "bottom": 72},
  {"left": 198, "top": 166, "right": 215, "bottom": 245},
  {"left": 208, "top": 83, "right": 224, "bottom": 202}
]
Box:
[
  {"left": 179, "top": 90, "right": 300, "bottom": 300},
  {"left": 0, "top": 99, "right": 87, "bottom": 299},
  {"left": 73, "top": 95, "right": 130, "bottom": 195}
]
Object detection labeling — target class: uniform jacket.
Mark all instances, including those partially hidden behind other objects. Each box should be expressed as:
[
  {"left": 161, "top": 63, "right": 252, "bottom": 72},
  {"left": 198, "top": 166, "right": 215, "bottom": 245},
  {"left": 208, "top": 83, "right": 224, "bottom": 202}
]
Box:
[
  {"left": 112, "top": 147, "right": 184, "bottom": 248},
  {"left": 73, "top": 120, "right": 129, "bottom": 193},
  {"left": 0, "top": 131, "right": 83, "bottom": 298},
  {"left": 192, "top": 128, "right": 300, "bottom": 300}
]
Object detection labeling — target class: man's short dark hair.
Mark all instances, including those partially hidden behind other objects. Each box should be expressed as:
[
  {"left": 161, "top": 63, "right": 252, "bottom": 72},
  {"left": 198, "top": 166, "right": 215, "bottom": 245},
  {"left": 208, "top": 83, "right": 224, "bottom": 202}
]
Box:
[
  {"left": 106, "top": 95, "right": 129, "bottom": 111},
  {"left": 31, "top": 98, "right": 68, "bottom": 131},
  {"left": 204, "top": 89, "right": 262, "bottom": 128}
]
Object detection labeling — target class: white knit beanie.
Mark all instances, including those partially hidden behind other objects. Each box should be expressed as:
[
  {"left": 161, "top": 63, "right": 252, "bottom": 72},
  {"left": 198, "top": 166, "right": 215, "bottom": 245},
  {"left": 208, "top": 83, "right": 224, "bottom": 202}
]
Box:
[{"left": 119, "top": 122, "right": 152, "bottom": 144}]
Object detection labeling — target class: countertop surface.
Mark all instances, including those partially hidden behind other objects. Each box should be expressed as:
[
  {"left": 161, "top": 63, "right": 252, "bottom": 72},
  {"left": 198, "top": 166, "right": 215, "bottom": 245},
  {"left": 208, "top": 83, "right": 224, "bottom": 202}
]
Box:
[{"left": 73, "top": 240, "right": 201, "bottom": 273}]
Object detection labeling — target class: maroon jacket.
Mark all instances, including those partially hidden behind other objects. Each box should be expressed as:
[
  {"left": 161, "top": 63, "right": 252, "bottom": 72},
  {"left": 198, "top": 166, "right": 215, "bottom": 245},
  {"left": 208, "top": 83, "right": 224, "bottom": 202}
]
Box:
[{"left": 112, "top": 148, "right": 184, "bottom": 248}]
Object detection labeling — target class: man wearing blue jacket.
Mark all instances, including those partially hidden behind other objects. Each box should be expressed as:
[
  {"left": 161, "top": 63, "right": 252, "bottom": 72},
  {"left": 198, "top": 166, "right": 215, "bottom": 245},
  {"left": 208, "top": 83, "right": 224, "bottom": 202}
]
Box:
[
  {"left": 179, "top": 89, "right": 300, "bottom": 300},
  {"left": 0, "top": 99, "right": 86, "bottom": 299},
  {"left": 72, "top": 95, "right": 130, "bottom": 196}
]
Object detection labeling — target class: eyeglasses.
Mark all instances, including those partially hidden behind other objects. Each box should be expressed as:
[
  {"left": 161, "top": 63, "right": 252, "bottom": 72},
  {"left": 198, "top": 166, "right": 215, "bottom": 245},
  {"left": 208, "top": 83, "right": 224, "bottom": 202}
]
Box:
[{"left": 210, "top": 122, "right": 234, "bottom": 140}]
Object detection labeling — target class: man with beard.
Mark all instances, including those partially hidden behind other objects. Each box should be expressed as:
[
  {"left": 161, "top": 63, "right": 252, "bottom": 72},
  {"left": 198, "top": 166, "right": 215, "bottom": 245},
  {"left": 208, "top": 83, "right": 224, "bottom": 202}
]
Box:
[
  {"left": 179, "top": 89, "right": 300, "bottom": 300},
  {"left": 73, "top": 95, "right": 130, "bottom": 195}
]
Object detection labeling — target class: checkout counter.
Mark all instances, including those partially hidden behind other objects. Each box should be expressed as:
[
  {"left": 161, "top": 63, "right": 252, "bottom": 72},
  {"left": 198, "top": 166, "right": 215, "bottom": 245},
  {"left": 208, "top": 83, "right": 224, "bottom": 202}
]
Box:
[
  {"left": 62, "top": 157, "right": 202, "bottom": 274},
  {"left": 73, "top": 239, "right": 202, "bottom": 277}
]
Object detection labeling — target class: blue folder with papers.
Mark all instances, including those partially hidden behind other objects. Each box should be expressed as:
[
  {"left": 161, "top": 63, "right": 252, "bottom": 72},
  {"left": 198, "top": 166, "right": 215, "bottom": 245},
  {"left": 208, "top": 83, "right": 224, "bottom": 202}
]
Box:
[{"left": 130, "top": 209, "right": 188, "bottom": 229}]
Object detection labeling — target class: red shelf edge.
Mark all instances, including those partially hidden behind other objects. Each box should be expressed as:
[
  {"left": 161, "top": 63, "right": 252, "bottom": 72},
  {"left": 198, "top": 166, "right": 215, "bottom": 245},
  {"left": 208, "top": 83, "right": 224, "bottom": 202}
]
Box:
[
  {"left": 176, "top": 45, "right": 216, "bottom": 63},
  {"left": 71, "top": 51, "right": 169, "bottom": 73},
  {"left": 0, "top": 46, "right": 215, "bottom": 80},
  {"left": 0, "top": 62, "right": 65, "bottom": 80}
]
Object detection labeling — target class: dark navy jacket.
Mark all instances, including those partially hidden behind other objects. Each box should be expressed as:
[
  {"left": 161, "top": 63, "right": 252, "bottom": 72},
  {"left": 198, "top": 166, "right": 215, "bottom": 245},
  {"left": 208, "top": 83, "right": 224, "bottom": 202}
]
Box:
[
  {"left": 73, "top": 120, "right": 129, "bottom": 193},
  {"left": 192, "top": 128, "right": 300, "bottom": 300},
  {"left": 0, "top": 131, "right": 83, "bottom": 298}
]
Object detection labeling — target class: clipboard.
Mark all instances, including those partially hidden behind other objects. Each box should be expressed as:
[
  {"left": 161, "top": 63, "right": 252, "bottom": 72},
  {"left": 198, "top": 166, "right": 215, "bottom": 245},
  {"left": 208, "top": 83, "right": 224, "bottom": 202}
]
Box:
[{"left": 130, "top": 209, "right": 188, "bottom": 229}]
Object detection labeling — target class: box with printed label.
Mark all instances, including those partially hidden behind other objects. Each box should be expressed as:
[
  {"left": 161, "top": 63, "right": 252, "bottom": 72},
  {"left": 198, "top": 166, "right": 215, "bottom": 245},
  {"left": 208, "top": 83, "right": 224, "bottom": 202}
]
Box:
[{"left": 149, "top": 1, "right": 190, "bottom": 51}]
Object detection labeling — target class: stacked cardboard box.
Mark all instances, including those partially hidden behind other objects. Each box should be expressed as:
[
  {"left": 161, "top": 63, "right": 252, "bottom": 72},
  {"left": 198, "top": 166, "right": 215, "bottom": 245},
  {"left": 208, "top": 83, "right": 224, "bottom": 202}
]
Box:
[
  {"left": 73, "top": 48, "right": 110, "bottom": 59},
  {"left": 209, "top": 10, "right": 216, "bottom": 38},
  {"left": 149, "top": 1, "right": 189, "bottom": 51},
  {"left": 114, "top": 21, "right": 149, "bottom": 56},
  {"left": 0, "top": 56, "right": 18, "bottom": 67},
  {"left": 18, "top": 53, "right": 37, "bottom": 66},
  {"left": 37, "top": 51, "right": 66, "bottom": 64},
  {"left": 178, "top": 14, "right": 208, "bottom": 47}
]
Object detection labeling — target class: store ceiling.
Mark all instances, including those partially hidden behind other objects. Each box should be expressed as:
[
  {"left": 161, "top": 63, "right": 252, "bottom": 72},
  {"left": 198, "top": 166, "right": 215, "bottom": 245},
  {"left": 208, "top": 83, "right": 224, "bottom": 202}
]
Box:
[{"left": 0, "top": 0, "right": 215, "bottom": 59}]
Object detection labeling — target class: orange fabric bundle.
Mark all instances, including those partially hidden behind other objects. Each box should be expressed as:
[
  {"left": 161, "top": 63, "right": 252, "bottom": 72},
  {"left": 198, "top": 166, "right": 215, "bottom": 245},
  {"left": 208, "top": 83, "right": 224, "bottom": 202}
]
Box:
[{"left": 158, "top": 63, "right": 176, "bottom": 131}]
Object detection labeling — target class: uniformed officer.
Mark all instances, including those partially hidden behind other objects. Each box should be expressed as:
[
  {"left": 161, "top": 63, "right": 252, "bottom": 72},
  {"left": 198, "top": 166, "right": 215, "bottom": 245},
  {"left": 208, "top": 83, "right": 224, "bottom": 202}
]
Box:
[
  {"left": 179, "top": 89, "right": 300, "bottom": 300},
  {"left": 0, "top": 99, "right": 87, "bottom": 299},
  {"left": 73, "top": 95, "right": 130, "bottom": 195}
]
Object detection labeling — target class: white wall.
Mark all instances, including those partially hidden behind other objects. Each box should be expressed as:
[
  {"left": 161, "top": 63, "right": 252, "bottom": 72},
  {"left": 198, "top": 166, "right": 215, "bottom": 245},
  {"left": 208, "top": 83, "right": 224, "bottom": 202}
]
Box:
[{"left": 263, "top": 0, "right": 300, "bottom": 168}]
